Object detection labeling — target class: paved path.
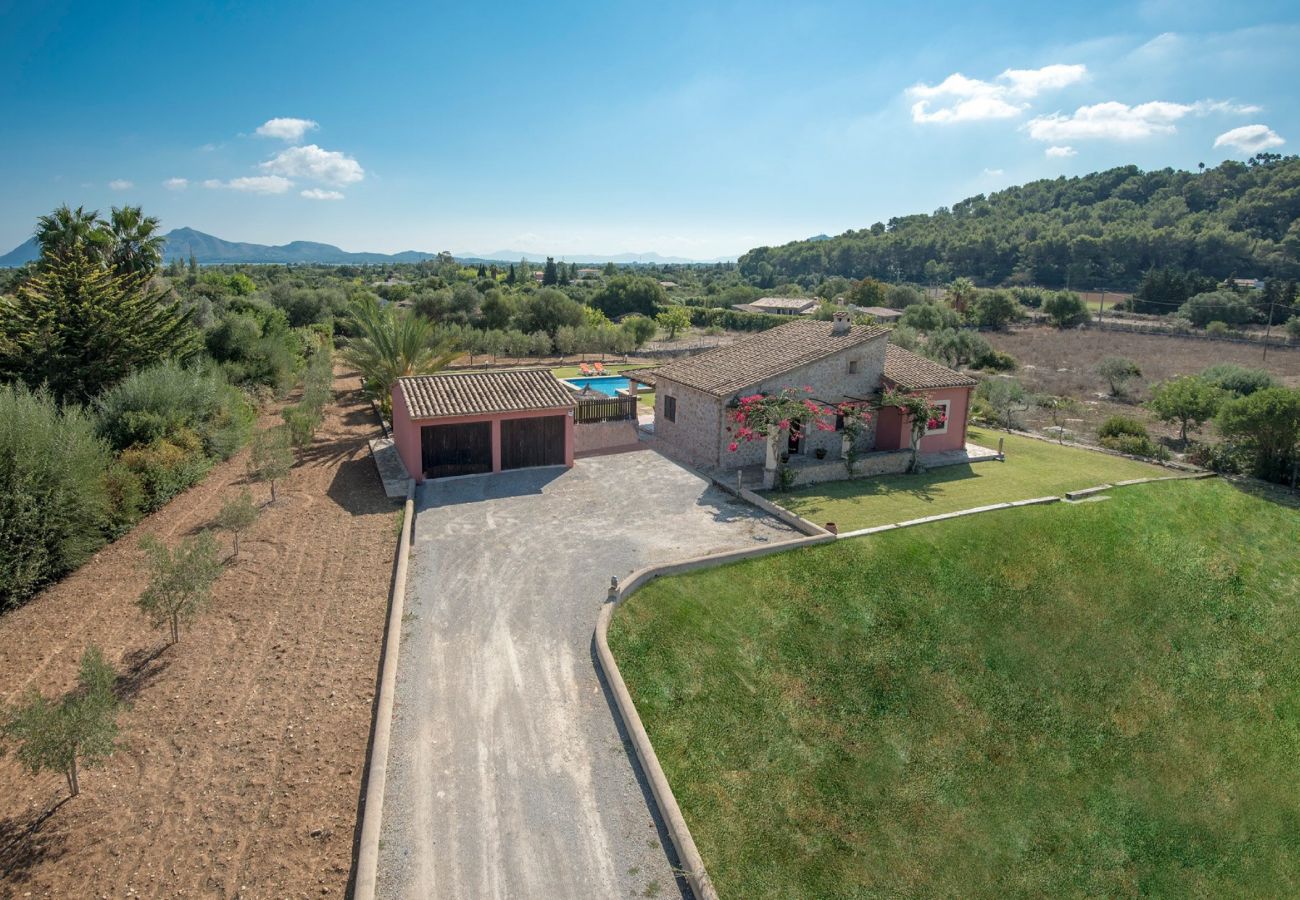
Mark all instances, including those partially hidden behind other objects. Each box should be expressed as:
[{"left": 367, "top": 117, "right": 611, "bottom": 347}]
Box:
[{"left": 376, "top": 449, "right": 794, "bottom": 899}]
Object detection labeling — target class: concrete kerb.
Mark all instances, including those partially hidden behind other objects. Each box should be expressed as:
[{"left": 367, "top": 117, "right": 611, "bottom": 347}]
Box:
[
  {"left": 835, "top": 496, "right": 1061, "bottom": 539},
  {"left": 354, "top": 478, "right": 416, "bottom": 900},
  {"left": 595, "top": 532, "right": 834, "bottom": 900}
]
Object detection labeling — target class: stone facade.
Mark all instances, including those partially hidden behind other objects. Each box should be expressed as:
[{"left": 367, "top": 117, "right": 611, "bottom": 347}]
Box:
[
  {"left": 573, "top": 419, "right": 640, "bottom": 455},
  {"left": 654, "top": 332, "right": 889, "bottom": 470}
]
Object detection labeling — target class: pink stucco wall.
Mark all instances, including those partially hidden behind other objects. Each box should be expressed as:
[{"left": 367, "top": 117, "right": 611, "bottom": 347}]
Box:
[
  {"left": 874, "top": 385, "right": 972, "bottom": 453},
  {"left": 391, "top": 383, "right": 574, "bottom": 483}
]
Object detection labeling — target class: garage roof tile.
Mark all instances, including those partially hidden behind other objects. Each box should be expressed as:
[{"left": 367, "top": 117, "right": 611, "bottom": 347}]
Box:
[{"left": 398, "top": 368, "right": 577, "bottom": 419}]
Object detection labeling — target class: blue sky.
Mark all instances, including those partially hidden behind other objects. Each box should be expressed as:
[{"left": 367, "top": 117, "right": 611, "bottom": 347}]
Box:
[{"left": 1, "top": 0, "right": 1297, "bottom": 259}]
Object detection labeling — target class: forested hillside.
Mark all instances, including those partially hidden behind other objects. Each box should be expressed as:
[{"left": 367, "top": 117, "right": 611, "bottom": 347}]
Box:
[{"left": 739, "top": 156, "right": 1300, "bottom": 289}]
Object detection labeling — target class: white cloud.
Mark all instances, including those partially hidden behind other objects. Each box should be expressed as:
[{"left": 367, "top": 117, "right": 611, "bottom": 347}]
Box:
[
  {"left": 301, "top": 188, "right": 345, "bottom": 200},
  {"left": 203, "top": 175, "right": 294, "bottom": 194},
  {"left": 163, "top": 177, "right": 189, "bottom": 191},
  {"left": 1045, "top": 145, "right": 1078, "bottom": 158},
  {"left": 999, "top": 64, "right": 1088, "bottom": 98},
  {"left": 982, "top": 168, "right": 1005, "bottom": 177},
  {"left": 255, "top": 117, "right": 319, "bottom": 142},
  {"left": 260, "top": 144, "right": 364, "bottom": 186},
  {"left": 108, "top": 179, "right": 134, "bottom": 191},
  {"left": 1214, "top": 124, "right": 1285, "bottom": 153},
  {"left": 1026, "top": 98, "right": 1263, "bottom": 142},
  {"left": 909, "top": 64, "right": 1086, "bottom": 124}
]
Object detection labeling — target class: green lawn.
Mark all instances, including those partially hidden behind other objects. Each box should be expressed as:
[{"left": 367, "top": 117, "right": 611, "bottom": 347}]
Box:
[
  {"left": 608, "top": 480, "right": 1300, "bottom": 898},
  {"left": 771, "top": 428, "right": 1166, "bottom": 531}
]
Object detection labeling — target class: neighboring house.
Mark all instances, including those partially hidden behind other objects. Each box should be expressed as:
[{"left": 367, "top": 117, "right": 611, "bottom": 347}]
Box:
[
  {"left": 734, "top": 296, "right": 820, "bottom": 316},
  {"left": 392, "top": 369, "right": 576, "bottom": 482},
  {"left": 857, "top": 305, "right": 903, "bottom": 323},
  {"left": 645, "top": 314, "right": 976, "bottom": 470},
  {"left": 1226, "top": 278, "right": 1265, "bottom": 290}
]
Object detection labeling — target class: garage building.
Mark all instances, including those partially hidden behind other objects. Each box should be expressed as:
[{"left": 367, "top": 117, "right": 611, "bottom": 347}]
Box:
[{"left": 392, "top": 369, "right": 576, "bottom": 482}]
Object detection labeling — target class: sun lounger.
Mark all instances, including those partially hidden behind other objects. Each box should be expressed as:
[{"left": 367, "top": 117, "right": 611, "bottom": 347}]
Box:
[
  {"left": 593, "top": 362, "right": 605, "bottom": 374},
  {"left": 579, "top": 363, "right": 593, "bottom": 375}
]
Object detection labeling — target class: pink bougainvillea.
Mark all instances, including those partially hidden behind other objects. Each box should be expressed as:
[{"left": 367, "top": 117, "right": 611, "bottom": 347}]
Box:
[{"left": 725, "top": 388, "right": 835, "bottom": 450}]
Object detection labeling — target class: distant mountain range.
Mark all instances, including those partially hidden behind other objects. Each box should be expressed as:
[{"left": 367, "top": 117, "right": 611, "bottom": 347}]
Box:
[
  {"left": 456, "top": 249, "right": 736, "bottom": 265},
  {"left": 0, "top": 228, "right": 735, "bottom": 267}
]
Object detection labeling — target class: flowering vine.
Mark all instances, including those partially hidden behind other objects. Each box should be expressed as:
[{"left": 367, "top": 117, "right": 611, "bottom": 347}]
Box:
[
  {"left": 725, "top": 387, "right": 835, "bottom": 453},
  {"left": 881, "top": 387, "right": 946, "bottom": 473}
]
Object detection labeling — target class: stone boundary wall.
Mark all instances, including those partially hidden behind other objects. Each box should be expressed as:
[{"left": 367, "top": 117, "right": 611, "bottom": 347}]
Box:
[
  {"left": 574, "top": 419, "right": 640, "bottom": 455},
  {"left": 782, "top": 448, "right": 913, "bottom": 488},
  {"left": 353, "top": 479, "right": 416, "bottom": 900}
]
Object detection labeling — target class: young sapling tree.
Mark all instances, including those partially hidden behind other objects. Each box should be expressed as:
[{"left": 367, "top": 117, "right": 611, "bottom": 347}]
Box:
[
  {"left": 215, "top": 489, "right": 259, "bottom": 559},
  {"left": 248, "top": 425, "right": 294, "bottom": 504},
  {"left": 1, "top": 645, "right": 121, "bottom": 798},
  {"left": 137, "top": 530, "right": 222, "bottom": 644}
]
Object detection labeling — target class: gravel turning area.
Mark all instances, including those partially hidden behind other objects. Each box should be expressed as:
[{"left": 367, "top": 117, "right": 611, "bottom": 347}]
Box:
[
  {"left": 377, "top": 449, "right": 794, "bottom": 899},
  {"left": 0, "top": 370, "right": 396, "bottom": 897}
]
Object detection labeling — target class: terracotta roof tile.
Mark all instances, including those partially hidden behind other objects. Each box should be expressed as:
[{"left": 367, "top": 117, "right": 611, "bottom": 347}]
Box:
[
  {"left": 397, "top": 368, "right": 577, "bottom": 419},
  {"left": 649, "top": 320, "right": 889, "bottom": 398},
  {"left": 883, "top": 345, "right": 978, "bottom": 390}
]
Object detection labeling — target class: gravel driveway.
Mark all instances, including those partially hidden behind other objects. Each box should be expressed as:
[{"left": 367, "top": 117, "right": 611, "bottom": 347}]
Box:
[{"left": 376, "top": 449, "right": 794, "bottom": 899}]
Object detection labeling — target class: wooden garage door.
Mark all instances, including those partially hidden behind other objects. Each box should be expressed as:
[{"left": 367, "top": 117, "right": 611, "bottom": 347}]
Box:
[
  {"left": 500, "top": 415, "right": 566, "bottom": 471},
  {"left": 421, "top": 421, "right": 493, "bottom": 479}
]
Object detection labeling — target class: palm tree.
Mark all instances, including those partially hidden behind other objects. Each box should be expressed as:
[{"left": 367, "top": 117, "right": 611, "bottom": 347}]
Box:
[
  {"left": 342, "top": 296, "right": 459, "bottom": 416},
  {"left": 34, "top": 205, "right": 110, "bottom": 265},
  {"left": 947, "top": 276, "right": 977, "bottom": 314},
  {"left": 107, "top": 206, "right": 166, "bottom": 276}
]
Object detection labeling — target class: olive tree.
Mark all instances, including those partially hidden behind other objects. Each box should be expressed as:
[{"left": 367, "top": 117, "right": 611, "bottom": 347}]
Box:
[
  {"left": 248, "top": 426, "right": 294, "bottom": 503},
  {"left": 215, "top": 489, "right": 259, "bottom": 559},
  {"left": 137, "top": 530, "right": 222, "bottom": 644},
  {"left": 1096, "top": 356, "right": 1142, "bottom": 397},
  {"left": 2, "top": 645, "right": 121, "bottom": 798},
  {"left": 1147, "top": 376, "right": 1225, "bottom": 443}
]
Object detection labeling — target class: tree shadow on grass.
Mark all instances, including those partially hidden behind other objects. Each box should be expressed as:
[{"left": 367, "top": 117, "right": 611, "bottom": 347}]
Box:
[
  {"left": 1225, "top": 476, "right": 1300, "bottom": 510},
  {"left": 0, "top": 795, "right": 71, "bottom": 884}
]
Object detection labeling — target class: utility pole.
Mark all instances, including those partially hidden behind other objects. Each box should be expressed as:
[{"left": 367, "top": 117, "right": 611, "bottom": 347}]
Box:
[
  {"left": 1097, "top": 287, "right": 1106, "bottom": 324},
  {"left": 1263, "top": 297, "right": 1276, "bottom": 363}
]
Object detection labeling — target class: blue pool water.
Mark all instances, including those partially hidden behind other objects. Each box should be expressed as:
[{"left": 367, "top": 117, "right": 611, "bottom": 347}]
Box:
[{"left": 564, "top": 375, "right": 631, "bottom": 397}]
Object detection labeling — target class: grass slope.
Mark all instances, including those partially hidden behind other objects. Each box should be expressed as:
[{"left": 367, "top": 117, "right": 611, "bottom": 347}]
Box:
[
  {"left": 771, "top": 429, "right": 1165, "bottom": 531},
  {"left": 609, "top": 480, "right": 1300, "bottom": 898}
]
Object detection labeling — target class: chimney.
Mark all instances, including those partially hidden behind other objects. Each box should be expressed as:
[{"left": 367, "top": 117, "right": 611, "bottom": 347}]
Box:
[{"left": 831, "top": 310, "right": 851, "bottom": 335}]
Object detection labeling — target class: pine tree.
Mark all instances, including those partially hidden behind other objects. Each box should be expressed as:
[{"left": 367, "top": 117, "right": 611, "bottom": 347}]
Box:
[
  {"left": 543, "top": 256, "right": 558, "bottom": 286},
  {"left": 0, "top": 245, "right": 197, "bottom": 402}
]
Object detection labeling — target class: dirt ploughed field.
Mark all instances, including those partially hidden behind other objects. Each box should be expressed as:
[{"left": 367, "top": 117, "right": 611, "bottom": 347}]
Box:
[
  {"left": 986, "top": 326, "right": 1300, "bottom": 440},
  {"left": 0, "top": 370, "right": 396, "bottom": 898}
]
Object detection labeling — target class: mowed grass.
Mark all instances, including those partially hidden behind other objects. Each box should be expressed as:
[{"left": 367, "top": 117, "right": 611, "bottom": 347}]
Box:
[
  {"left": 771, "top": 428, "right": 1165, "bottom": 530},
  {"left": 608, "top": 480, "right": 1300, "bottom": 898}
]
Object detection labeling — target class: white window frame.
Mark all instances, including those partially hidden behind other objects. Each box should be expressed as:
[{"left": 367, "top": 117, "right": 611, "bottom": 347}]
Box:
[{"left": 925, "top": 399, "right": 951, "bottom": 435}]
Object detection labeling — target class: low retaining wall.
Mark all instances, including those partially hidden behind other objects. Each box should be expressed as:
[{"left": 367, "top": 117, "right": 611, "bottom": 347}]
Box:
[
  {"left": 595, "top": 532, "right": 834, "bottom": 900},
  {"left": 781, "top": 449, "right": 913, "bottom": 488},
  {"left": 574, "top": 419, "right": 640, "bottom": 455},
  {"left": 836, "top": 495, "right": 1061, "bottom": 539},
  {"left": 353, "top": 480, "right": 416, "bottom": 900}
]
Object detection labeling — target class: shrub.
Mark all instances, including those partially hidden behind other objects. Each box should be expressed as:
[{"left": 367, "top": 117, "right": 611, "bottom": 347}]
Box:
[
  {"left": 1200, "top": 363, "right": 1275, "bottom": 397},
  {"left": 1043, "top": 291, "right": 1090, "bottom": 328},
  {"left": 1185, "top": 441, "right": 1243, "bottom": 474},
  {"left": 1179, "top": 290, "right": 1257, "bottom": 327},
  {"left": 1098, "top": 416, "right": 1148, "bottom": 441},
  {"left": 118, "top": 435, "right": 212, "bottom": 512},
  {"left": 1096, "top": 356, "right": 1142, "bottom": 397},
  {"left": 888, "top": 324, "right": 921, "bottom": 351},
  {"left": 1205, "top": 320, "right": 1231, "bottom": 337},
  {"left": 0, "top": 385, "right": 112, "bottom": 611},
  {"left": 1288, "top": 316, "right": 1300, "bottom": 342},
  {"left": 899, "top": 303, "right": 960, "bottom": 333},
  {"left": 1216, "top": 386, "right": 1300, "bottom": 483},
  {"left": 96, "top": 362, "right": 254, "bottom": 459},
  {"left": 1099, "top": 432, "right": 1170, "bottom": 461},
  {"left": 974, "top": 348, "right": 1017, "bottom": 372}
]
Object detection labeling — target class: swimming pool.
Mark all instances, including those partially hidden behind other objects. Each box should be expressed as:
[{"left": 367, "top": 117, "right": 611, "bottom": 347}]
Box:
[{"left": 563, "top": 376, "right": 631, "bottom": 397}]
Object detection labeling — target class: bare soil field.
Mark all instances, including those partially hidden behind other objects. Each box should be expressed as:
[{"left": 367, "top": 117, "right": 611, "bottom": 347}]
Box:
[
  {"left": 0, "top": 370, "right": 396, "bottom": 898},
  {"left": 986, "top": 327, "right": 1300, "bottom": 441}
]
